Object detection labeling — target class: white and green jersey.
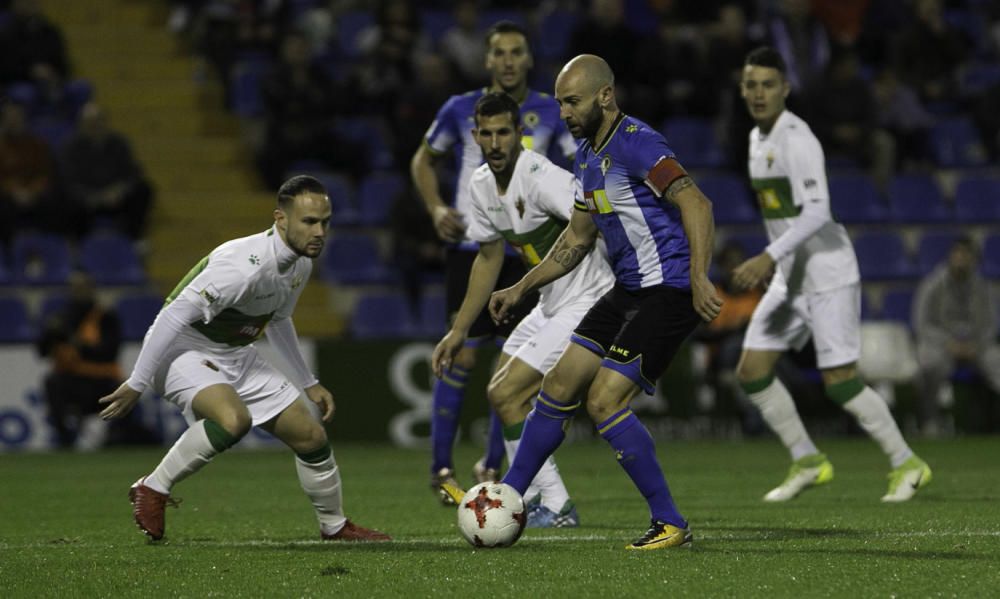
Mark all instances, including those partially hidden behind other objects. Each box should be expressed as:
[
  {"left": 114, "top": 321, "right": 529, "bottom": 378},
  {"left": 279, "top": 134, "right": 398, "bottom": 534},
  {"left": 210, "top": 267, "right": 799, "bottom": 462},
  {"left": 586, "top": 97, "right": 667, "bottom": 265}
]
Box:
[
  {"left": 748, "top": 110, "right": 859, "bottom": 293},
  {"left": 466, "top": 149, "right": 614, "bottom": 317},
  {"left": 167, "top": 226, "right": 311, "bottom": 349}
]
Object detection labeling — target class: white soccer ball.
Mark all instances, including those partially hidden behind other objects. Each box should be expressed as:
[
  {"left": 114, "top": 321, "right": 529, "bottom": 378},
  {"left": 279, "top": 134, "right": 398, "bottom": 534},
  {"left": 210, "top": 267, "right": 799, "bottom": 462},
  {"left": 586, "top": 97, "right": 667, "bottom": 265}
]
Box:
[{"left": 456, "top": 482, "right": 526, "bottom": 548}]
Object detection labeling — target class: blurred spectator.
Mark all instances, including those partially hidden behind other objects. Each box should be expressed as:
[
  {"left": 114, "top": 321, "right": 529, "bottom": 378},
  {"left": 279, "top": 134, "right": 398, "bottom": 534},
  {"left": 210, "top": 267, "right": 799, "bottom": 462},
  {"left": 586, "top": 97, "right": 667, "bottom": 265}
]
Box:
[
  {"left": 632, "top": 16, "right": 713, "bottom": 123},
  {"left": 440, "top": 0, "right": 486, "bottom": 88},
  {"left": 710, "top": 3, "right": 759, "bottom": 167},
  {"left": 693, "top": 242, "right": 765, "bottom": 434},
  {"left": 812, "top": 0, "right": 870, "bottom": 47},
  {"left": 0, "top": 101, "right": 69, "bottom": 245},
  {"left": 0, "top": 0, "right": 70, "bottom": 100},
  {"left": 191, "top": 0, "right": 288, "bottom": 102},
  {"left": 972, "top": 81, "right": 1000, "bottom": 161},
  {"left": 389, "top": 51, "right": 460, "bottom": 168},
  {"left": 59, "top": 102, "right": 154, "bottom": 240},
  {"left": 352, "top": 0, "right": 430, "bottom": 116},
  {"left": 256, "top": 31, "right": 363, "bottom": 188},
  {"left": 567, "top": 0, "right": 638, "bottom": 91},
  {"left": 892, "top": 0, "right": 968, "bottom": 104},
  {"left": 872, "top": 67, "right": 933, "bottom": 169},
  {"left": 766, "top": 0, "right": 830, "bottom": 95},
  {"left": 912, "top": 237, "right": 1000, "bottom": 435},
  {"left": 36, "top": 271, "right": 123, "bottom": 450},
  {"left": 806, "top": 50, "right": 895, "bottom": 187}
]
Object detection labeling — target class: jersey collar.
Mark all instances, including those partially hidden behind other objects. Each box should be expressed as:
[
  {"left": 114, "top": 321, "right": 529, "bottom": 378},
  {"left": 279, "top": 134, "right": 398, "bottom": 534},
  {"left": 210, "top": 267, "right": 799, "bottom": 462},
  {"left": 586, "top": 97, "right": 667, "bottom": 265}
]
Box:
[{"left": 271, "top": 224, "right": 300, "bottom": 273}]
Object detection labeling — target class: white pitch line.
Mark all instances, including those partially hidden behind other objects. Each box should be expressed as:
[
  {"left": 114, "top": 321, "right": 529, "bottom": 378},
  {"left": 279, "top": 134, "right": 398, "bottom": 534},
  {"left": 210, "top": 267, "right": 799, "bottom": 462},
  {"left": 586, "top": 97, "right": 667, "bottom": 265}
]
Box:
[{"left": 2, "top": 530, "right": 998, "bottom": 551}]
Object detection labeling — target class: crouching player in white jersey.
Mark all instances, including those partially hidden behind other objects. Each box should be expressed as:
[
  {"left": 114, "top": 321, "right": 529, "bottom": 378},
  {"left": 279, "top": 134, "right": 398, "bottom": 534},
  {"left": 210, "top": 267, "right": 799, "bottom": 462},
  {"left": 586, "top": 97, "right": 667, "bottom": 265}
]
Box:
[
  {"left": 733, "top": 47, "right": 931, "bottom": 503},
  {"left": 98, "top": 176, "right": 390, "bottom": 541},
  {"left": 432, "top": 92, "right": 614, "bottom": 527}
]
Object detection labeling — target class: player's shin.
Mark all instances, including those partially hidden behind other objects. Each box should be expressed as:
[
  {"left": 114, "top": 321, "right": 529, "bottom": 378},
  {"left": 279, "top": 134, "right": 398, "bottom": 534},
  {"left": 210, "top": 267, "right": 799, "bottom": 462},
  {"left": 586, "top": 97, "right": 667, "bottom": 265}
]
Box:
[
  {"left": 501, "top": 391, "right": 578, "bottom": 495},
  {"left": 430, "top": 365, "right": 469, "bottom": 472},
  {"left": 834, "top": 380, "right": 912, "bottom": 468},
  {"left": 503, "top": 421, "right": 569, "bottom": 511},
  {"left": 741, "top": 375, "right": 819, "bottom": 460},
  {"left": 484, "top": 410, "right": 505, "bottom": 472},
  {"left": 145, "top": 418, "right": 239, "bottom": 494},
  {"left": 598, "top": 408, "right": 686, "bottom": 528},
  {"left": 296, "top": 444, "right": 346, "bottom": 534}
]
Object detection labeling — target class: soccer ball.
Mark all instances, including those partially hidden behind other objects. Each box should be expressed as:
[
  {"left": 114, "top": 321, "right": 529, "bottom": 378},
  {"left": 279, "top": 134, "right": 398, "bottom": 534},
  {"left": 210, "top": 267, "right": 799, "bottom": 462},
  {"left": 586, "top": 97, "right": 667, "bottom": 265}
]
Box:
[{"left": 456, "top": 482, "right": 526, "bottom": 548}]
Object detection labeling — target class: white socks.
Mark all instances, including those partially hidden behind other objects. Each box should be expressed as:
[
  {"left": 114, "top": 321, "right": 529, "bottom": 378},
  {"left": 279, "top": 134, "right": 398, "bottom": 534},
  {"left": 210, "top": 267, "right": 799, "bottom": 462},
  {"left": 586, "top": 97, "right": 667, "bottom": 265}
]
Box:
[
  {"left": 504, "top": 438, "right": 570, "bottom": 512},
  {"left": 145, "top": 420, "right": 220, "bottom": 494},
  {"left": 297, "top": 453, "right": 346, "bottom": 534},
  {"left": 843, "top": 387, "right": 913, "bottom": 468},
  {"left": 746, "top": 378, "right": 819, "bottom": 461}
]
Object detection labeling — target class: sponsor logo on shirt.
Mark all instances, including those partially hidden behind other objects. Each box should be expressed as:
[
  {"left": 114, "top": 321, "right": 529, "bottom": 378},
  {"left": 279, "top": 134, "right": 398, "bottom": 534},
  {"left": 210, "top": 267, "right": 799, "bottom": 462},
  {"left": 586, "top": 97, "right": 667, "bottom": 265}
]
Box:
[
  {"left": 766, "top": 151, "right": 775, "bottom": 169},
  {"left": 515, "top": 197, "right": 525, "bottom": 219},
  {"left": 804, "top": 179, "right": 817, "bottom": 189},
  {"left": 625, "top": 124, "right": 638, "bottom": 133},
  {"left": 249, "top": 254, "right": 260, "bottom": 266},
  {"left": 200, "top": 283, "right": 220, "bottom": 305}
]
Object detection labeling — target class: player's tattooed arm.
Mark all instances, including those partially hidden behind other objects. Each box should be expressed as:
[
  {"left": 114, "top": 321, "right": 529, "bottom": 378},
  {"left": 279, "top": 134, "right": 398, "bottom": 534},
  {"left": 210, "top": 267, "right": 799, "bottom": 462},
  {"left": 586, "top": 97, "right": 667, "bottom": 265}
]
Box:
[
  {"left": 664, "top": 175, "right": 695, "bottom": 203},
  {"left": 551, "top": 235, "right": 590, "bottom": 271}
]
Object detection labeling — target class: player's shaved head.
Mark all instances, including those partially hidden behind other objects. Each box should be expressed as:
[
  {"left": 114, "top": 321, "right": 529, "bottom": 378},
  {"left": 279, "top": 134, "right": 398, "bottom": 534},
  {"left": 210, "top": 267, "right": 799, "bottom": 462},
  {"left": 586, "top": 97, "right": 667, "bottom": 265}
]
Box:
[{"left": 558, "top": 54, "right": 614, "bottom": 96}]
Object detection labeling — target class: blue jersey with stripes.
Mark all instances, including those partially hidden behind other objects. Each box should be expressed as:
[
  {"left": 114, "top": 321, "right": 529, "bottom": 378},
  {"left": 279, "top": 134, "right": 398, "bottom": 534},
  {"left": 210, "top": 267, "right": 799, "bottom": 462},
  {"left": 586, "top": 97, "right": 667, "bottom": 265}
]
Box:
[
  {"left": 424, "top": 88, "right": 575, "bottom": 247},
  {"left": 573, "top": 114, "right": 691, "bottom": 290}
]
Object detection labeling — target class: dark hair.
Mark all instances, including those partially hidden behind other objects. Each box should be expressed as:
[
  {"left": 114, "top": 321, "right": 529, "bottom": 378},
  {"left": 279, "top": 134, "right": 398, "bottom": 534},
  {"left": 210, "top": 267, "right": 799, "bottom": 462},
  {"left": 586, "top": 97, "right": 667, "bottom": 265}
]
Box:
[
  {"left": 952, "top": 235, "right": 979, "bottom": 256},
  {"left": 277, "top": 175, "right": 327, "bottom": 209},
  {"left": 485, "top": 20, "right": 529, "bottom": 50},
  {"left": 745, "top": 46, "right": 787, "bottom": 75},
  {"left": 474, "top": 91, "right": 521, "bottom": 127}
]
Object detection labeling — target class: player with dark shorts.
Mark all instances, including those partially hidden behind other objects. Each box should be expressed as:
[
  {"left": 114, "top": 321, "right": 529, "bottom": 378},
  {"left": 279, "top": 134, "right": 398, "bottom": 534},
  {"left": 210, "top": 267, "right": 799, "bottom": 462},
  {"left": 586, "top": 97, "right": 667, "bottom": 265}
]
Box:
[
  {"left": 487, "top": 55, "right": 722, "bottom": 551},
  {"left": 410, "top": 21, "right": 574, "bottom": 503},
  {"left": 444, "top": 250, "right": 537, "bottom": 345}
]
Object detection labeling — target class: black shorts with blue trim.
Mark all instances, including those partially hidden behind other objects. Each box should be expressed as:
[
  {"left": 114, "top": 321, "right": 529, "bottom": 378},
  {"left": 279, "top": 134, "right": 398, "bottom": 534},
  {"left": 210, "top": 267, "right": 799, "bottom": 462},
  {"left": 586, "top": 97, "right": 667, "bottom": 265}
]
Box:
[
  {"left": 570, "top": 283, "right": 701, "bottom": 394},
  {"left": 445, "top": 247, "right": 539, "bottom": 344}
]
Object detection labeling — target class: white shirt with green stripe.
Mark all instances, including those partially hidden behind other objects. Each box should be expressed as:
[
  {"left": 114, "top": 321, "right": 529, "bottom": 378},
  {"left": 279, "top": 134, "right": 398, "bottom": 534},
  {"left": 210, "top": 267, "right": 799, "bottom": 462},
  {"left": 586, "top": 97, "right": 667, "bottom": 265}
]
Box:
[
  {"left": 465, "top": 148, "right": 613, "bottom": 317},
  {"left": 125, "top": 225, "right": 316, "bottom": 393},
  {"left": 748, "top": 110, "right": 860, "bottom": 294}
]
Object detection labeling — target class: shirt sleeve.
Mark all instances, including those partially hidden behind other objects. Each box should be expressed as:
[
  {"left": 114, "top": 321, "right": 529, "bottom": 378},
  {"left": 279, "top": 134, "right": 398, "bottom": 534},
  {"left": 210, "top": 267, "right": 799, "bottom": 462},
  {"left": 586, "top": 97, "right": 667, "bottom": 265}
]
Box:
[
  {"left": 764, "top": 133, "right": 832, "bottom": 261},
  {"left": 265, "top": 316, "right": 319, "bottom": 389},
  {"left": 125, "top": 294, "right": 204, "bottom": 392},
  {"left": 624, "top": 126, "right": 685, "bottom": 196},
  {"left": 530, "top": 158, "right": 577, "bottom": 220},
  {"left": 424, "top": 96, "right": 461, "bottom": 155},
  {"left": 464, "top": 176, "right": 502, "bottom": 243},
  {"left": 176, "top": 254, "right": 251, "bottom": 324},
  {"left": 275, "top": 260, "right": 312, "bottom": 320}
]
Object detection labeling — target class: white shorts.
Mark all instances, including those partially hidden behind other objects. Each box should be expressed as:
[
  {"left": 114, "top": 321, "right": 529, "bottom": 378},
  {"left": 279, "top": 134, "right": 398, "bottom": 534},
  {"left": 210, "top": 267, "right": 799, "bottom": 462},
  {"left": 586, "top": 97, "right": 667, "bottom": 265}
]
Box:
[
  {"left": 743, "top": 281, "right": 861, "bottom": 369},
  {"left": 154, "top": 343, "right": 300, "bottom": 427},
  {"left": 501, "top": 300, "right": 593, "bottom": 374}
]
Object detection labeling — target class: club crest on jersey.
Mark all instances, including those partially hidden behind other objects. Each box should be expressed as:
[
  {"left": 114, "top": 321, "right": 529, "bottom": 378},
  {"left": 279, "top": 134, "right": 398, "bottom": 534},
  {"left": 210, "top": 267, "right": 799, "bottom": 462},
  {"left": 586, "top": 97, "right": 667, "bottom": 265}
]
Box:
[
  {"left": 515, "top": 197, "right": 525, "bottom": 219},
  {"left": 291, "top": 274, "right": 304, "bottom": 289},
  {"left": 600, "top": 155, "right": 612, "bottom": 176},
  {"left": 522, "top": 111, "right": 540, "bottom": 128},
  {"left": 766, "top": 150, "right": 775, "bottom": 169},
  {"left": 625, "top": 123, "right": 638, "bottom": 133},
  {"left": 199, "top": 283, "right": 220, "bottom": 305}
]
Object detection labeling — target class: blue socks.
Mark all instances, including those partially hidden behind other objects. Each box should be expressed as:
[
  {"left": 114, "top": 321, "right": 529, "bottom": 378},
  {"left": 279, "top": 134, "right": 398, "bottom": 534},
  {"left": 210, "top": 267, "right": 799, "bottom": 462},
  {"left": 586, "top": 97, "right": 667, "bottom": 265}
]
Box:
[
  {"left": 502, "top": 391, "right": 579, "bottom": 495},
  {"left": 431, "top": 365, "right": 468, "bottom": 472},
  {"left": 598, "top": 408, "right": 686, "bottom": 528},
  {"left": 484, "top": 410, "right": 505, "bottom": 471}
]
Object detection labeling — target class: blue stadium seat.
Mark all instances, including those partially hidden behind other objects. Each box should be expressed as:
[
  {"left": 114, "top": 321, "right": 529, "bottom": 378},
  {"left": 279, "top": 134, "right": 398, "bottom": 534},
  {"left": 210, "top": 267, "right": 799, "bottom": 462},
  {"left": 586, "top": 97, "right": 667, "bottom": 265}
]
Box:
[
  {"left": 116, "top": 294, "right": 163, "bottom": 341},
  {"left": 350, "top": 292, "right": 417, "bottom": 339},
  {"left": 535, "top": 9, "right": 579, "bottom": 60},
  {"left": 828, "top": 174, "right": 887, "bottom": 223},
  {"left": 358, "top": 172, "right": 406, "bottom": 225},
  {"left": 930, "top": 117, "right": 988, "bottom": 167},
  {"left": 320, "top": 232, "right": 397, "bottom": 285},
  {"left": 916, "top": 231, "right": 962, "bottom": 275},
  {"left": 879, "top": 289, "right": 915, "bottom": 324},
  {"left": 420, "top": 9, "right": 456, "bottom": 41},
  {"left": 697, "top": 173, "right": 758, "bottom": 225},
  {"left": 11, "top": 233, "right": 71, "bottom": 285},
  {"left": 887, "top": 174, "right": 951, "bottom": 223},
  {"left": 723, "top": 232, "right": 768, "bottom": 257},
  {"left": 332, "top": 117, "right": 393, "bottom": 170},
  {"left": 230, "top": 56, "right": 271, "bottom": 118},
  {"left": 479, "top": 10, "right": 527, "bottom": 30},
  {"left": 982, "top": 233, "right": 1000, "bottom": 279},
  {"left": 79, "top": 232, "right": 146, "bottom": 285},
  {"left": 31, "top": 116, "right": 75, "bottom": 148},
  {"left": 960, "top": 62, "right": 1000, "bottom": 96},
  {"left": 0, "top": 244, "right": 9, "bottom": 285},
  {"left": 661, "top": 117, "right": 725, "bottom": 168},
  {"left": 337, "top": 11, "right": 375, "bottom": 59},
  {"left": 306, "top": 171, "right": 359, "bottom": 226},
  {"left": 0, "top": 296, "right": 35, "bottom": 342},
  {"left": 853, "top": 232, "right": 916, "bottom": 280},
  {"left": 38, "top": 292, "right": 70, "bottom": 326},
  {"left": 954, "top": 176, "right": 1000, "bottom": 223},
  {"left": 417, "top": 291, "right": 447, "bottom": 338},
  {"left": 64, "top": 78, "right": 94, "bottom": 118}
]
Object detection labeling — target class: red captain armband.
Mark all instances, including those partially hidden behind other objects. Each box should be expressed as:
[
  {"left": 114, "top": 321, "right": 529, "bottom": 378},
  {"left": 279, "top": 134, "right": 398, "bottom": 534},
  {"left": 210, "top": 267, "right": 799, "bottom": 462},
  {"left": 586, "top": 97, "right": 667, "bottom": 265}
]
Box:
[{"left": 645, "top": 157, "right": 688, "bottom": 196}]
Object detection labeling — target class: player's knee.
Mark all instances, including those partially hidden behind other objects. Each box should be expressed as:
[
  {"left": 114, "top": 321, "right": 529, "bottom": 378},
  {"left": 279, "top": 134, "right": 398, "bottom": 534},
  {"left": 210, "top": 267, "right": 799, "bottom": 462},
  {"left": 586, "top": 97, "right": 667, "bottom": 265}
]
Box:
[
  {"left": 215, "top": 407, "right": 252, "bottom": 439},
  {"left": 453, "top": 346, "right": 477, "bottom": 370},
  {"left": 296, "top": 423, "right": 329, "bottom": 455},
  {"left": 486, "top": 377, "right": 507, "bottom": 410}
]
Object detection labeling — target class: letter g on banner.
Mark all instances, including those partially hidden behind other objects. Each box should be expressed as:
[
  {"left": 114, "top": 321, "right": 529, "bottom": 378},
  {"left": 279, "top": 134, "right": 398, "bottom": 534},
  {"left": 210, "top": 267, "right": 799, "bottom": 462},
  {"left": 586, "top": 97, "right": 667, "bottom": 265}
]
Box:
[{"left": 387, "top": 343, "right": 434, "bottom": 448}]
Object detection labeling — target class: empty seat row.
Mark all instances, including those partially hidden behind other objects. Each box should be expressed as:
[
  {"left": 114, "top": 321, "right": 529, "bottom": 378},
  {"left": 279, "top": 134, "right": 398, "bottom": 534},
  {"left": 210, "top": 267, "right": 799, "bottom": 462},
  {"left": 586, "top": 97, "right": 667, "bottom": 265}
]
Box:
[
  {"left": 0, "top": 293, "right": 161, "bottom": 343},
  {"left": 0, "top": 231, "right": 146, "bottom": 286}
]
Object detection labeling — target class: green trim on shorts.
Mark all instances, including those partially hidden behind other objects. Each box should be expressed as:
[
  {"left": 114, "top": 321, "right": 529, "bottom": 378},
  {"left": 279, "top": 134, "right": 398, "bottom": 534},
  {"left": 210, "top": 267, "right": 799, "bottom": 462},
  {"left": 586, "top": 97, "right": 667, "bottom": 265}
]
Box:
[
  {"left": 203, "top": 418, "right": 239, "bottom": 452},
  {"left": 825, "top": 377, "right": 865, "bottom": 405},
  {"left": 739, "top": 373, "right": 776, "bottom": 395},
  {"left": 503, "top": 421, "right": 525, "bottom": 441},
  {"left": 297, "top": 444, "right": 332, "bottom": 464}
]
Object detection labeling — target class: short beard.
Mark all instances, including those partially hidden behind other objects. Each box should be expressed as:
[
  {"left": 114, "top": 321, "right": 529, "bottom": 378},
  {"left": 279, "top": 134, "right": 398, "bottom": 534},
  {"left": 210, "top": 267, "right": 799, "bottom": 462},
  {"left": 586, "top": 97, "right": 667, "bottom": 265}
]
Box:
[{"left": 581, "top": 99, "right": 603, "bottom": 141}]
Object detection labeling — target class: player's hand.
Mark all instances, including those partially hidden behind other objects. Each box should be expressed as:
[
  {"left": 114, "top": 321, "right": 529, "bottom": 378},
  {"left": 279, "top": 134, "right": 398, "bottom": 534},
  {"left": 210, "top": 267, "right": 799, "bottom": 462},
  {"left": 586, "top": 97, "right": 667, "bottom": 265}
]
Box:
[
  {"left": 98, "top": 382, "right": 142, "bottom": 420},
  {"left": 432, "top": 205, "right": 466, "bottom": 243},
  {"left": 691, "top": 274, "right": 723, "bottom": 322},
  {"left": 432, "top": 329, "right": 466, "bottom": 378},
  {"left": 732, "top": 252, "right": 775, "bottom": 291},
  {"left": 305, "top": 383, "right": 335, "bottom": 422},
  {"left": 489, "top": 284, "right": 523, "bottom": 325}
]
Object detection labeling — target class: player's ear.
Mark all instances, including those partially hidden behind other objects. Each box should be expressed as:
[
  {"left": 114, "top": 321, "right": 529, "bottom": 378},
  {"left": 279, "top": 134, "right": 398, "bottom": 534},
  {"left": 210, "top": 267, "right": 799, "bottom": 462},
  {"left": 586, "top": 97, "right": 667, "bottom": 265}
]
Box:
[
  {"left": 782, "top": 79, "right": 791, "bottom": 99},
  {"left": 273, "top": 208, "right": 286, "bottom": 229}
]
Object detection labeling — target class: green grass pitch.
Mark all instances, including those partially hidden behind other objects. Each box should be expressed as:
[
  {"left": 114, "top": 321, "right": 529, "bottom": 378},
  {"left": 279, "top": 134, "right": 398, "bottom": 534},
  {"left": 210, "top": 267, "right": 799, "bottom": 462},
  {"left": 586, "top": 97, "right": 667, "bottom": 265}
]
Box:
[{"left": 2, "top": 438, "right": 998, "bottom": 597}]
